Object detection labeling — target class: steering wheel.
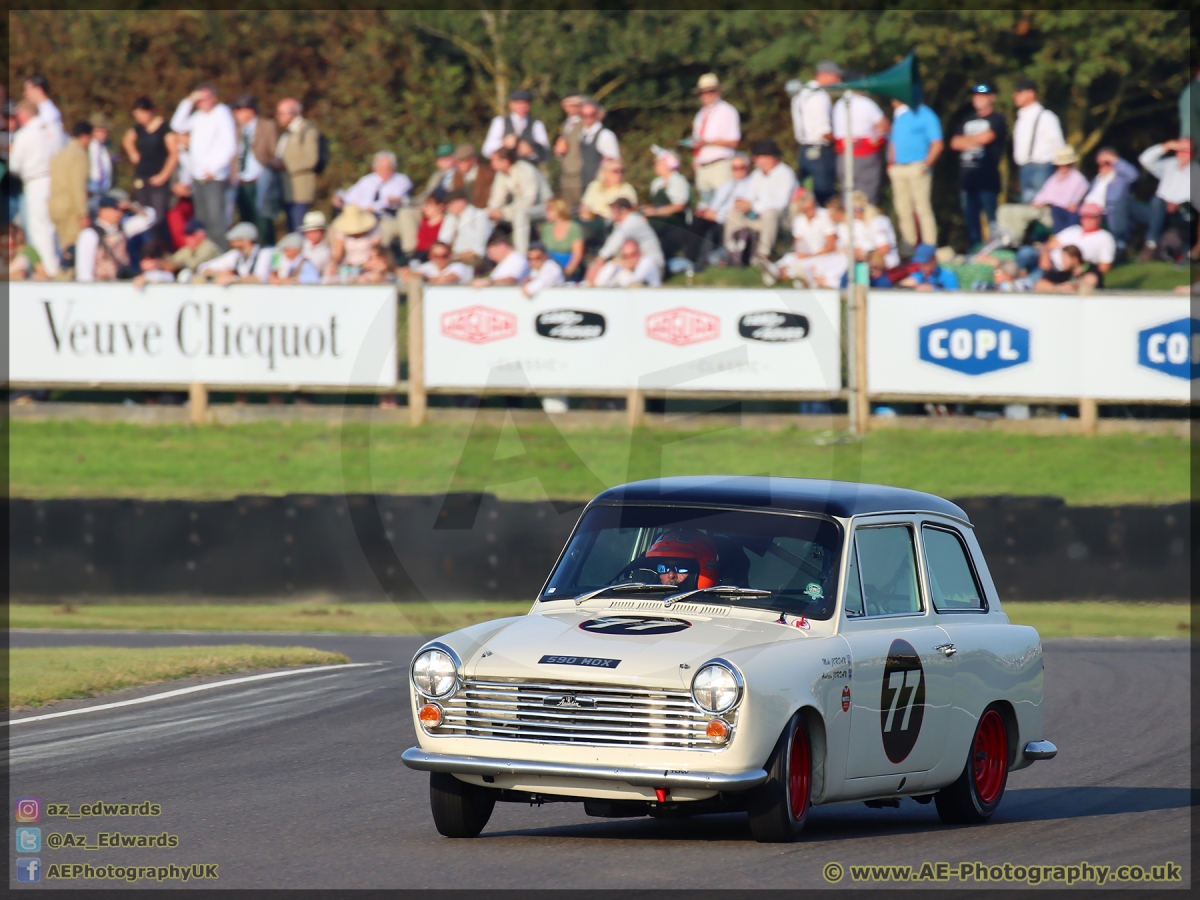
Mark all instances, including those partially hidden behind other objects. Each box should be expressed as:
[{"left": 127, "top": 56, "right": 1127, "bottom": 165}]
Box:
[{"left": 610, "top": 564, "right": 661, "bottom": 586}]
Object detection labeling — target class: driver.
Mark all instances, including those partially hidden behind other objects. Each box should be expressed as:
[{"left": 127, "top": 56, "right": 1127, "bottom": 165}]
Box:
[{"left": 645, "top": 531, "right": 720, "bottom": 589}]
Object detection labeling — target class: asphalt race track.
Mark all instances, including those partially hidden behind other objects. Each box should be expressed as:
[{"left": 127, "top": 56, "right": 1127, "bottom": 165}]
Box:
[{"left": 8, "top": 633, "right": 1192, "bottom": 889}]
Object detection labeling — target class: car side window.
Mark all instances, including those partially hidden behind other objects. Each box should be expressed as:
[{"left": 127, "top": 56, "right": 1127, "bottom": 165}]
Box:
[
  {"left": 854, "top": 526, "right": 922, "bottom": 617},
  {"left": 844, "top": 541, "right": 865, "bottom": 617},
  {"left": 923, "top": 526, "right": 987, "bottom": 612}
]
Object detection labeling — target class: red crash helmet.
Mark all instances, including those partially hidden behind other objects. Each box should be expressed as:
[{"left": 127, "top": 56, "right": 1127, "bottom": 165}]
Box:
[{"left": 646, "top": 531, "right": 720, "bottom": 588}]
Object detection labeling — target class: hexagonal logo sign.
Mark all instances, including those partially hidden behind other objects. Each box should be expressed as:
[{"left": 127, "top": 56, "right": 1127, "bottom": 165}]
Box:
[
  {"left": 440, "top": 306, "right": 517, "bottom": 344},
  {"left": 918, "top": 313, "right": 1030, "bottom": 375},
  {"left": 1138, "top": 318, "right": 1198, "bottom": 380},
  {"left": 645, "top": 307, "right": 720, "bottom": 346}
]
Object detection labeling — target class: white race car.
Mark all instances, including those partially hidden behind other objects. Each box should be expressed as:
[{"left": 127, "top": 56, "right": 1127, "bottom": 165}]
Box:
[{"left": 402, "top": 476, "right": 1056, "bottom": 842}]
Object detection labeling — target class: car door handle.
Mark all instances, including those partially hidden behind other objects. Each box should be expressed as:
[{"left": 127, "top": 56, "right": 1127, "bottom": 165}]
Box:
[{"left": 934, "top": 643, "right": 957, "bottom": 657}]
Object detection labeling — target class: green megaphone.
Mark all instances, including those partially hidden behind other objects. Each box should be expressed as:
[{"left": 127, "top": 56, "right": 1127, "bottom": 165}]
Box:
[{"left": 837, "top": 53, "right": 921, "bottom": 107}]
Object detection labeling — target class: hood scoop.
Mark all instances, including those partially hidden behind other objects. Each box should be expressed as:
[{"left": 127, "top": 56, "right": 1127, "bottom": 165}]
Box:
[{"left": 606, "top": 599, "right": 730, "bottom": 617}]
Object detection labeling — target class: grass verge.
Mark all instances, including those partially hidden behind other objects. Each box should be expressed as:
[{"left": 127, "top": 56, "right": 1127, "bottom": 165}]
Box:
[
  {"left": 8, "top": 645, "right": 349, "bottom": 709},
  {"left": 1002, "top": 601, "right": 1192, "bottom": 639},
  {"left": 9, "top": 600, "right": 1190, "bottom": 639},
  {"left": 9, "top": 600, "right": 532, "bottom": 635},
  {"left": 1102, "top": 261, "right": 1192, "bottom": 292},
  {"left": 8, "top": 420, "right": 1189, "bottom": 505}
]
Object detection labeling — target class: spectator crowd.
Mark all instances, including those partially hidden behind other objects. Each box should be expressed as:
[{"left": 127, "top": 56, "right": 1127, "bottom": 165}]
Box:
[{"left": 3, "top": 63, "right": 1197, "bottom": 295}]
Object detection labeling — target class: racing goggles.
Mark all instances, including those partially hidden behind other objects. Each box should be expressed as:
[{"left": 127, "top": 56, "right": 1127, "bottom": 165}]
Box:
[{"left": 655, "top": 563, "right": 692, "bottom": 575}]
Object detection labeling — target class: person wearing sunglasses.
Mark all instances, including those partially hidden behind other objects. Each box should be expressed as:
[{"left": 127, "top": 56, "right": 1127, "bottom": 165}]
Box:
[
  {"left": 579, "top": 157, "right": 638, "bottom": 225},
  {"left": 645, "top": 531, "right": 720, "bottom": 589},
  {"left": 402, "top": 240, "right": 474, "bottom": 285}
]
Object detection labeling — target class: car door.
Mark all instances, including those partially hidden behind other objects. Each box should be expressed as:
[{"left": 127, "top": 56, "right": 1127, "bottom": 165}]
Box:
[
  {"left": 840, "top": 518, "right": 956, "bottom": 779},
  {"left": 921, "top": 520, "right": 1017, "bottom": 734}
]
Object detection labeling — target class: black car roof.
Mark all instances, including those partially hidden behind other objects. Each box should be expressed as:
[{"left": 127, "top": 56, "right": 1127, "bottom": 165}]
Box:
[{"left": 591, "top": 476, "right": 969, "bottom": 522}]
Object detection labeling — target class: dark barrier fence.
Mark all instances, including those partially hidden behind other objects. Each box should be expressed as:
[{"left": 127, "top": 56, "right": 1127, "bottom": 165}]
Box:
[{"left": 8, "top": 494, "right": 1190, "bottom": 602}]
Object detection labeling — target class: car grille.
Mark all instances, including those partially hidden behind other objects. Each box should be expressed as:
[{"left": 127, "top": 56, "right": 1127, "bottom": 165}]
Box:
[{"left": 435, "top": 678, "right": 723, "bottom": 749}]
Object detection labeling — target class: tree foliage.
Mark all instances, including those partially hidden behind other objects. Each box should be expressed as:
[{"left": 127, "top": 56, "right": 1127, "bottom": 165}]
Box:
[{"left": 10, "top": 8, "right": 1188, "bottom": 245}]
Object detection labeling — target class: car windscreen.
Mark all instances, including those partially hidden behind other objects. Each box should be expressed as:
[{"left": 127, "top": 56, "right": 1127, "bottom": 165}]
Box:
[{"left": 541, "top": 505, "right": 842, "bottom": 619}]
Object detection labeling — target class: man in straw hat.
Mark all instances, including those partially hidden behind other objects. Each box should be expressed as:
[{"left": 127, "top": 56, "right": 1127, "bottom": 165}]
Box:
[
  {"left": 1030, "top": 145, "right": 1089, "bottom": 233},
  {"left": 328, "top": 203, "right": 381, "bottom": 280},
  {"left": 690, "top": 73, "right": 741, "bottom": 205},
  {"left": 994, "top": 145, "right": 1087, "bottom": 248}
]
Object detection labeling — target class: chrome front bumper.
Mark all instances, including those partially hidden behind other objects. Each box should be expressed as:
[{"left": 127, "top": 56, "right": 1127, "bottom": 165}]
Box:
[
  {"left": 1023, "top": 740, "right": 1058, "bottom": 760},
  {"left": 401, "top": 747, "right": 769, "bottom": 792}
]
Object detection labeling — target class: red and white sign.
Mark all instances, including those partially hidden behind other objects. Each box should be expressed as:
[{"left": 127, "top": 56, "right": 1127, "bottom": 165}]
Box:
[
  {"left": 422, "top": 287, "right": 842, "bottom": 393},
  {"left": 841, "top": 685, "right": 851, "bottom": 712},
  {"left": 645, "top": 307, "right": 720, "bottom": 346},
  {"left": 440, "top": 305, "right": 517, "bottom": 344}
]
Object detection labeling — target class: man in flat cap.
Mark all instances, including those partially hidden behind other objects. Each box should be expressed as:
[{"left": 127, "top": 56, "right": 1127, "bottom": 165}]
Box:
[
  {"left": 723, "top": 138, "right": 796, "bottom": 268},
  {"left": 1011, "top": 78, "right": 1064, "bottom": 202},
  {"left": 482, "top": 88, "right": 550, "bottom": 164}
]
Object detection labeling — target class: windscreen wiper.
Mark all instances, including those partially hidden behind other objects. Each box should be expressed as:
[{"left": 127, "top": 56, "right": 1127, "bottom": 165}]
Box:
[
  {"left": 663, "top": 585, "right": 774, "bottom": 608},
  {"left": 573, "top": 583, "right": 678, "bottom": 606}
]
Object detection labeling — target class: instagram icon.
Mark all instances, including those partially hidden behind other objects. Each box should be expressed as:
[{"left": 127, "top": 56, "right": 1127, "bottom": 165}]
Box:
[{"left": 15, "top": 798, "right": 40, "bottom": 823}]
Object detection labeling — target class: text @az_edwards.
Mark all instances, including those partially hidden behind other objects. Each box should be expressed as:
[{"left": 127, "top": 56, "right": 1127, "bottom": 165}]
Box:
[
  {"left": 822, "top": 860, "right": 1184, "bottom": 886},
  {"left": 46, "top": 831, "right": 179, "bottom": 849},
  {"left": 42, "top": 863, "right": 218, "bottom": 883}
]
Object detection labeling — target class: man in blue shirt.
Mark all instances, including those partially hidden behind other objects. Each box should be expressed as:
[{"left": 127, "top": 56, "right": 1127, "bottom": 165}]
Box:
[
  {"left": 898, "top": 243, "right": 959, "bottom": 291},
  {"left": 887, "top": 98, "right": 943, "bottom": 253}
]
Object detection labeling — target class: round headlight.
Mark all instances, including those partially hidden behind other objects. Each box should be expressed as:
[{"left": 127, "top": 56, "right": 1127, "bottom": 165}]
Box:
[
  {"left": 691, "top": 661, "right": 742, "bottom": 714},
  {"left": 412, "top": 647, "right": 459, "bottom": 699}
]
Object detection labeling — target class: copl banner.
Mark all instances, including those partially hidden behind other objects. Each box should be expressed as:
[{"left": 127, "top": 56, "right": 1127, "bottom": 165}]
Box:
[{"left": 867, "top": 292, "right": 1193, "bottom": 401}]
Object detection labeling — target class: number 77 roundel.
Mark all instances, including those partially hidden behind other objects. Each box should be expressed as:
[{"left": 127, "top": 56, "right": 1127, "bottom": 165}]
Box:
[{"left": 880, "top": 639, "right": 926, "bottom": 763}]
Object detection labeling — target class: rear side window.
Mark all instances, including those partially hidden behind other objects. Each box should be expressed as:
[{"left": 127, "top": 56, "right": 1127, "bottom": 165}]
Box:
[
  {"left": 854, "top": 526, "right": 922, "bottom": 616},
  {"left": 923, "top": 526, "right": 986, "bottom": 612}
]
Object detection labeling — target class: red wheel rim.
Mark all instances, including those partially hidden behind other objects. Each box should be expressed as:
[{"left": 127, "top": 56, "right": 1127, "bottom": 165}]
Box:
[
  {"left": 972, "top": 709, "right": 1007, "bottom": 805},
  {"left": 788, "top": 722, "right": 810, "bottom": 820}
]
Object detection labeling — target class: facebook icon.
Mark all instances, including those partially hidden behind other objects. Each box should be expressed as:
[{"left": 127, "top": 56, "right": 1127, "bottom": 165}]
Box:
[{"left": 16, "top": 857, "right": 42, "bottom": 883}]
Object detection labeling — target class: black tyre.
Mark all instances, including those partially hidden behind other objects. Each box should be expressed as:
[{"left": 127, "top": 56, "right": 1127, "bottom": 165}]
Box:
[
  {"left": 935, "top": 705, "right": 1009, "bottom": 825},
  {"left": 429, "top": 772, "right": 496, "bottom": 838},
  {"left": 747, "top": 712, "right": 812, "bottom": 843}
]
